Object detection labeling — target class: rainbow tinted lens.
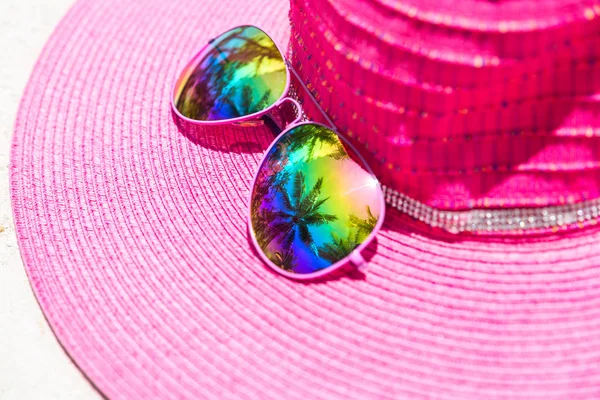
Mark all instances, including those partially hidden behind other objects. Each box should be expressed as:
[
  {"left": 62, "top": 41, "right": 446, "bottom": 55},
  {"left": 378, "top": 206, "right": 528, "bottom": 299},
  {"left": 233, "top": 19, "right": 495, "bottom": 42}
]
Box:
[
  {"left": 173, "top": 26, "right": 287, "bottom": 121},
  {"left": 250, "top": 123, "right": 383, "bottom": 276}
]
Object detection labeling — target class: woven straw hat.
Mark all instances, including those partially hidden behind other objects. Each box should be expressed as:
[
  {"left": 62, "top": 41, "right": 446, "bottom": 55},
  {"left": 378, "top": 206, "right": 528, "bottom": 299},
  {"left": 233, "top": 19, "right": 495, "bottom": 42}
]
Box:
[{"left": 10, "top": 0, "right": 600, "bottom": 398}]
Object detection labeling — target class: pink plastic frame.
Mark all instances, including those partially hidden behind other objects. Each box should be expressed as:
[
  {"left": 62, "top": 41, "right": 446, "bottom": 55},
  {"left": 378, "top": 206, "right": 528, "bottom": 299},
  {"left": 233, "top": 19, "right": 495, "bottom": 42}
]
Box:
[{"left": 171, "top": 25, "right": 386, "bottom": 280}]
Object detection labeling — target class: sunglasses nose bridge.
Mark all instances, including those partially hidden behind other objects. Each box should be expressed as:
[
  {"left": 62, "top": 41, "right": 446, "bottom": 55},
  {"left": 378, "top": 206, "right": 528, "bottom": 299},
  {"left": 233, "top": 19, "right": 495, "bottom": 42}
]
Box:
[{"left": 275, "top": 96, "right": 305, "bottom": 126}]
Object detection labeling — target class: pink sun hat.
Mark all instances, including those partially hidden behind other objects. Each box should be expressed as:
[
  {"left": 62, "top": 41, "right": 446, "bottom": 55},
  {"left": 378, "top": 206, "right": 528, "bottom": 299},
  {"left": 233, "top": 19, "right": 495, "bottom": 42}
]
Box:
[{"left": 9, "top": 0, "right": 600, "bottom": 399}]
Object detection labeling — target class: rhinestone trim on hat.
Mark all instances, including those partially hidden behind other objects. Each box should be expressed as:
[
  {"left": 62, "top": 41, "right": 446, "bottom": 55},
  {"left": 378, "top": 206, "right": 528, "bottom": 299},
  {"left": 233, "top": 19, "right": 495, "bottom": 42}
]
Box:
[{"left": 383, "top": 185, "right": 600, "bottom": 234}]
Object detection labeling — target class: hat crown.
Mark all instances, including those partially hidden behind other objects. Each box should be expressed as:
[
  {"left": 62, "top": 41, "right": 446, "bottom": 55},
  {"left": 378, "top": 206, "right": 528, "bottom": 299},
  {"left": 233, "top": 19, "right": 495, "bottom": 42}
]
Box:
[{"left": 289, "top": 0, "right": 600, "bottom": 211}]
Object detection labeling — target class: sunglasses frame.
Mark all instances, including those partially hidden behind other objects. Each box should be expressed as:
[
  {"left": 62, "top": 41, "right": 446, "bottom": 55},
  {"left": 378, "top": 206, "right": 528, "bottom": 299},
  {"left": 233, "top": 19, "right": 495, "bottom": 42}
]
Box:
[
  {"left": 171, "top": 24, "right": 386, "bottom": 279},
  {"left": 248, "top": 120, "right": 386, "bottom": 280}
]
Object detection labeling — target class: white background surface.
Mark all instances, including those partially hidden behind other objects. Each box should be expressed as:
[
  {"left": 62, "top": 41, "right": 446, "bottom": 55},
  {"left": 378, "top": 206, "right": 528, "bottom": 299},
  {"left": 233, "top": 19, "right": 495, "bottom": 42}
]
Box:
[{"left": 0, "top": 1, "right": 100, "bottom": 398}]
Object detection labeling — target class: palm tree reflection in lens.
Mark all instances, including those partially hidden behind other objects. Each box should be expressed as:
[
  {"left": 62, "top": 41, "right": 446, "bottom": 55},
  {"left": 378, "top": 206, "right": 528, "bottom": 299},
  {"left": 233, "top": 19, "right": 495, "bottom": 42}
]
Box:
[
  {"left": 272, "top": 171, "right": 338, "bottom": 256},
  {"left": 318, "top": 207, "right": 377, "bottom": 264},
  {"left": 174, "top": 26, "right": 286, "bottom": 121},
  {"left": 251, "top": 124, "right": 382, "bottom": 275}
]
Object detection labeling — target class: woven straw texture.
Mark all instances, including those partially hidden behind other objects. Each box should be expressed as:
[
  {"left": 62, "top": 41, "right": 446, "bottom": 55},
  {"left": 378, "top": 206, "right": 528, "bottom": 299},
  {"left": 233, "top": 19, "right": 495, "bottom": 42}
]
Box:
[
  {"left": 1, "top": 0, "right": 100, "bottom": 398},
  {"left": 9, "top": 0, "right": 600, "bottom": 398}
]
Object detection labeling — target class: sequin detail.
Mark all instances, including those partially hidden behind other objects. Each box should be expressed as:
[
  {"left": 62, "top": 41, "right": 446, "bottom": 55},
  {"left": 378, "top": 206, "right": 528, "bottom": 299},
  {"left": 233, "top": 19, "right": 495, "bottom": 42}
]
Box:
[{"left": 383, "top": 185, "right": 600, "bottom": 234}]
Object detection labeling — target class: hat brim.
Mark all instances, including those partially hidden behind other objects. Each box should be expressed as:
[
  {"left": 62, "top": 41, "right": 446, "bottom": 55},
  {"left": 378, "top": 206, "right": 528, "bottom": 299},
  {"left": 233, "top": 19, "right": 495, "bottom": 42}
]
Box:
[{"left": 10, "top": 0, "right": 600, "bottom": 398}]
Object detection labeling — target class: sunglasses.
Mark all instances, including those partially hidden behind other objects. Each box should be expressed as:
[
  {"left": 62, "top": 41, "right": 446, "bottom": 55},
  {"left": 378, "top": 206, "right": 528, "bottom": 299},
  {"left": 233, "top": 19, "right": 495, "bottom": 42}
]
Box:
[{"left": 171, "top": 25, "right": 385, "bottom": 279}]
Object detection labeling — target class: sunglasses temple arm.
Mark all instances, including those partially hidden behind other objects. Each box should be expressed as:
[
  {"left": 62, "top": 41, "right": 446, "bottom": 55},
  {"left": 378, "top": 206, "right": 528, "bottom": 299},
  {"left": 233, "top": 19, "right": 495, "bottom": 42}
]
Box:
[{"left": 287, "top": 62, "right": 337, "bottom": 131}]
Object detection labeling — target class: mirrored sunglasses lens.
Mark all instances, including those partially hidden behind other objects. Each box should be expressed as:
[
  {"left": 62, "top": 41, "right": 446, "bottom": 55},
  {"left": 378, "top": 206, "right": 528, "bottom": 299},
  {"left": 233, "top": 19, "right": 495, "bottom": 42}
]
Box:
[
  {"left": 173, "top": 26, "right": 287, "bottom": 121},
  {"left": 250, "top": 124, "right": 383, "bottom": 276}
]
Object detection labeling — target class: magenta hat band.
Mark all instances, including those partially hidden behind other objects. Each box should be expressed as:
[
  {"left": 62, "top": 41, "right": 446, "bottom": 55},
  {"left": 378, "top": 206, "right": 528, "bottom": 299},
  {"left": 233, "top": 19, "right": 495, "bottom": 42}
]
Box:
[
  {"left": 298, "top": 80, "right": 600, "bottom": 235},
  {"left": 288, "top": 59, "right": 600, "bottom": 236}
]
